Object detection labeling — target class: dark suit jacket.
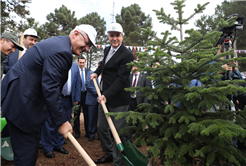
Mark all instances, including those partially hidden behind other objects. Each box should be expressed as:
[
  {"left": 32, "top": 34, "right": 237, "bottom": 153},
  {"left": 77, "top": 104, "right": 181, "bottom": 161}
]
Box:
[
  {"left": 85, "top": 70, "right": 98, "bottom": 106},
  {"left": 130, "top": 72, "right": 151, "bottom": 105},
  {"left": 2, "top": 49, "right": 19, "bottom": 74},
  {"left": 94, "top": 44, "right": 133, "bottom": 107},
  {"left": 1, "top": 36, "right": 73, "bottom": 134},
  {"left": 70, "top": 62, "right": 81, "bottom": 105}
]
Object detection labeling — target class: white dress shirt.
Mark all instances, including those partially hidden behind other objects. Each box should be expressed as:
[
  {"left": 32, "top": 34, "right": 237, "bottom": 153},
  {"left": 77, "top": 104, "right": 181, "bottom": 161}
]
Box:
[{"left": 131, "top": 73, "right": 139, "bottom": 98}]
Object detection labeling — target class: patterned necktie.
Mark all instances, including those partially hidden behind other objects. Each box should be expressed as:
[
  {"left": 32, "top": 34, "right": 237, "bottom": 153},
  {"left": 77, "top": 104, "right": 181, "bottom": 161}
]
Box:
[
  {"left": 131, "top": 74, "right": 138, "bottom": 96},
  {"left": 81, "top": 69, "right": 85, "bottom": 92},
  {"left": 105, "top": 49, "right": 115, "bottom": 64}
]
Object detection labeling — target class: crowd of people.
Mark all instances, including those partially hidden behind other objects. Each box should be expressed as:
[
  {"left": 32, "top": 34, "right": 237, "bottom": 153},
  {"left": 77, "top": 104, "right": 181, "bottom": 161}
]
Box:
[{"left": 1, "top": 21, "right": 246, "bottom": 166}]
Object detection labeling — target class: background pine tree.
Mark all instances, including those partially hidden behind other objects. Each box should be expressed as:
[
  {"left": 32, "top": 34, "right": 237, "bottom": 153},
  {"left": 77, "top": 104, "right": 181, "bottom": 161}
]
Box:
[
  {"left": 1, "top": 0, "right": 31, "bottom": 33},
  {"left": 112, "top": 1, "right": 246, "bottom": 165},
  {"left": 116, "top": 3, "right": 153, "bottom": 47}
]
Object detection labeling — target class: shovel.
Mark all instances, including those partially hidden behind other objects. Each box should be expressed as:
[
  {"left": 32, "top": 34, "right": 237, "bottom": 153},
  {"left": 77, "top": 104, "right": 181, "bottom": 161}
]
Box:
[
  {"left": 92, "top": 78, "right": 151, "bottom": 166},
  {"left": 67, "top": 132, "right": 96, "bottom": 166},
  {"left": 1, "top": 117, "right": 14, "bottom": 161},
  {"left": 18, "top": 33, "right": 24, "bottom": 60}
]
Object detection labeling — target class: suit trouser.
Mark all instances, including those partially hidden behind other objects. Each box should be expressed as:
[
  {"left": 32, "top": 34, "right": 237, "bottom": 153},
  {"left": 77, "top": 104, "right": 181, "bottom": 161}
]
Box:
[
  {"left": 61, "top": 96, "right": 72, "bottom": 122},
  {"left": 126, "top": 98, "right": 138, "bottom": 142},
  {"left": 87, "top": 103, "right": 98, "bottom": 138},
  {"left": 41, "top": 116, "right": 65, "bottom": 152},
  {"left": 74, "top": 91, "right": 87, "bottom": 135},
  {"left": 97, "top": 104, "right": 128, "bottom": 166},
  {"left": 6, "top": 117, "right": 39, "bottom": 166}
]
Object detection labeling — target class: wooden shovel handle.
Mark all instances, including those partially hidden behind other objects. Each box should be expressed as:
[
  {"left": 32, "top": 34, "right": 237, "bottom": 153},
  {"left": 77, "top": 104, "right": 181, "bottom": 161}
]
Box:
[
  {"left": 18, "top": 33, "right": 24, "bottom": 60},
  {"left": 67, "top": 132, "right": 96, "bottom": 166},
  {"left": 92, "top": 78, "right": 122, "bottom": 146}
]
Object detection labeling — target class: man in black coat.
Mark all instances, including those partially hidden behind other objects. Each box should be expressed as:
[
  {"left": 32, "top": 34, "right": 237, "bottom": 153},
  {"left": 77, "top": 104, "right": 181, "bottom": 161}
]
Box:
[{"left": 90, "top": 22, "right": 133, "bottom": 166}]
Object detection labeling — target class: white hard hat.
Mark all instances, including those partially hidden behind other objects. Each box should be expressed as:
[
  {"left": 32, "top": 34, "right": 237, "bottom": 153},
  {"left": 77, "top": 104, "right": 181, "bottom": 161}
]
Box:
[
  {"left": 107, "top": 23, "right": 124, "bottom": 36},
  {"left": 74, "top": 24, "right": 98, "bottom": 50},
  {"left": 24, "top": 28, "right": 40, "bottom": 38}
]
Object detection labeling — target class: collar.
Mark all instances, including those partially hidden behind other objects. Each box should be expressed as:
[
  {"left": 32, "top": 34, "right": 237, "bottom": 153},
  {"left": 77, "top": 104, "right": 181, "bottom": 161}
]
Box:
[
  {"left": 23, "top": 46, "right": 27, "bottom": 52},
  {"left": 110, "top": 43, "right": 122, "bottom": 53}
]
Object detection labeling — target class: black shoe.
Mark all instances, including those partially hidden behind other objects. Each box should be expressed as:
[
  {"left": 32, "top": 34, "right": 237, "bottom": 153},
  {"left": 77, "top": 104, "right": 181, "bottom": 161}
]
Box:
[
  {"left": 94, "top": 153, "right": 113, "bottom": 164},
  {"left": 53, "top": 147, "right": 69, "bottom": 154},
  {"left": 44, "top": 151, "right": 55, "bottom": 158},
  {"left": 88, "top": 137, "right": 94, "bottom": 142},
  {"left": 136, "top": 142, "right": 142, "bottom": 147},
  {"left": 85, "top": 134, "right": 89, "bottom": 138},
  {"left": 39, "top": 141, "right": 43, "bottom": 149},
  {"left": 75, "top": 133, "right": 80, "bottom": 139},
  {"left": 64, "top": 141, "right": 67, "bottom": 144}
]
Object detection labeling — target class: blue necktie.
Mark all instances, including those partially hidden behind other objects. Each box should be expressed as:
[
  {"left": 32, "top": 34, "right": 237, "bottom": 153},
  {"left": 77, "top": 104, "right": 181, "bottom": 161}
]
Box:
[{"left": 81, "top": 69, "right": 85, "bottom": 92}]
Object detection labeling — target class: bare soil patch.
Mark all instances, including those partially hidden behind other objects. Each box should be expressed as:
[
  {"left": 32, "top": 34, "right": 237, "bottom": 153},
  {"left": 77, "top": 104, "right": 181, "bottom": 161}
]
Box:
[{"left": 1, "top": 113, "right": 150, "bottom": 166}]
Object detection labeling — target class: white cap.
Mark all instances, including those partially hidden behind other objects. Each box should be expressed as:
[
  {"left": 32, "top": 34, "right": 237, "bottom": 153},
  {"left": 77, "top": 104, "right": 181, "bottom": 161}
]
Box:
[
  {"left": 107, "top": 23, "right": 124, "bottom": 36},
  {"left": 24, "top": 28, "right": 40, "bottom": 38},
  {"left": 73, "top": 24, "right": 98, "bottom": 50}
]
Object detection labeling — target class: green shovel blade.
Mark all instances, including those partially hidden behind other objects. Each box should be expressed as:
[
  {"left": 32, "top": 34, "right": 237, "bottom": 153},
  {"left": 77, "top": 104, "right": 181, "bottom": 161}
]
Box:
[
  {"left": 122, "top": 140, "right": 151, "bottom": 166},
  {"left": 1, "top": 118, "right": 7, "bottom": 132},
  {"left": 1, "top": 137, "right": 14, "bottom": 161}
]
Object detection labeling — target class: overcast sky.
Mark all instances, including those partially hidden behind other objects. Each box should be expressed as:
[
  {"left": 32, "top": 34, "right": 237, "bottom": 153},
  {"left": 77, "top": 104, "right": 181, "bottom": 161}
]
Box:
[{"left": 28, "top": 0, "right": 224, "bottom": 40}]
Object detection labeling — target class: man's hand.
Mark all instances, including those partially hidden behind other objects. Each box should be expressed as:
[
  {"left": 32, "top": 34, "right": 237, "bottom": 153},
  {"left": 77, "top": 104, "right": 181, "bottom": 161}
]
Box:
[
  {"left": 74, "top": 101, "right": 78, "bottom": 105},
  {"left": 222, "top": 64, "right": 232, "bottom": 71},
  {"left": 90, "top": 73, "right": 98, "bottom": 81},
  {"left": 98, "top": 95, "right": 107, "bottom": 104},
  {"left": 58, "top": 121, "right": 73, "bottom": 139}
]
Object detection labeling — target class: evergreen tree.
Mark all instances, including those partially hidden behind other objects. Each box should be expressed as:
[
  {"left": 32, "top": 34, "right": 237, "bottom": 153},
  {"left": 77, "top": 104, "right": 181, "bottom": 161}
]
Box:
[
  {"left": 112, "top": 0, "right": 246, "bottom": 165},
  {"left": 1, "top": 0, "right": 31, "bottom": 33},
  {"left": 78, "top": 12, "right": 107, "bottom": 69},
  {"left": 116, "top": 3, "right": 153, "bottom": 47},
  {"left": 44, "top": 5, "right": 78, "bottom": 37}
]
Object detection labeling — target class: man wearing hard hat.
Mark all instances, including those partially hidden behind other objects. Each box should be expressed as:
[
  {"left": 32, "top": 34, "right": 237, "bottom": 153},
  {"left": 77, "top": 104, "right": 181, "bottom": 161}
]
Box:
[
  {"left": 90, "top": 22, "right": 133, "bottom": 166},
  {"left": 1, "top": 24, "right": 98, "bottom": 166},
  {"left": 3, "top": 28, "right": 40, "bottom": 74}
]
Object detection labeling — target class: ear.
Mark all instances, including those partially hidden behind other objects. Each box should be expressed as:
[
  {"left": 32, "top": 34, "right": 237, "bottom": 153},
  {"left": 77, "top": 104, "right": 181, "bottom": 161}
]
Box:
[
  {"left": 70, "top": 30, "right": 79, "bottom": 40},
  {"left": 1, "top": 38, "right": 6, "bottom": 44}
]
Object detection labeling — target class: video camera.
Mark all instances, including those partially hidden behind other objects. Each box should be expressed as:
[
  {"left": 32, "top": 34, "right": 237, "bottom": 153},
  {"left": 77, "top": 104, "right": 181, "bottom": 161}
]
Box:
[{"left": 219, "top": 14, "right": 245, "bottom": 44}]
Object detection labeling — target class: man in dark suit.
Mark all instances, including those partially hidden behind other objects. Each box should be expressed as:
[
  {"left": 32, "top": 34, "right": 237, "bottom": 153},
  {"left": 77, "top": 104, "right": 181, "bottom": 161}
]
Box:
[
  {"left": 3, "top": 28, "right": 39, "bottom": 74},
  {"left": 1, "top": 24, "right": 98, "bottom": 165},
  {"left": 74, "top": 56, "right": 90, "bottom": 139},
  {"left": 41, "top": 62, "right": 81, "bottom": 158},
  {"left": 129, "top": 65, "right": 150, "bottom": 111},
  {"left": 90, "top": 22, "right": 133, "bottom": 166},
  {"left": 127, "top": 65, "right": 151, "bottom": 146},
  {"left": 85, "top": 70, "right": 99, "bottom": 142}
]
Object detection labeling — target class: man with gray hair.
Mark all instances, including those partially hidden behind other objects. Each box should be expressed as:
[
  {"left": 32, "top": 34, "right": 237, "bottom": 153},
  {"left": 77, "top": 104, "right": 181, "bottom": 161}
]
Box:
[
  {"left": 0, "top": 32, "right": 23, "bottom": 77},
  {"left": 1, "top": 24, "right": 97, "bottom": 165},
  {"left": 91, "top": 22, "right": 133, "bottom": 166}
]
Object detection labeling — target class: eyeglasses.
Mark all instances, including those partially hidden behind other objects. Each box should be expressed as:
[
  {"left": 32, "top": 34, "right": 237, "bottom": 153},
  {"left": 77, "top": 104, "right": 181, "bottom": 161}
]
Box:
[
  {"left": 79, "top": 32, "right": 90, "bottom": 46},
  {"left": 109, "top": 34, "right": 121, "bottom": 37}
]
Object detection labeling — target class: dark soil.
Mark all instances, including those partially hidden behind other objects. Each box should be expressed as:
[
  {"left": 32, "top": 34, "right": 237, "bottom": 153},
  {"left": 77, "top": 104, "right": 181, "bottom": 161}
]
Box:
[{"left": 1, "top": 113, "right": 150, "bottom": 166}]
